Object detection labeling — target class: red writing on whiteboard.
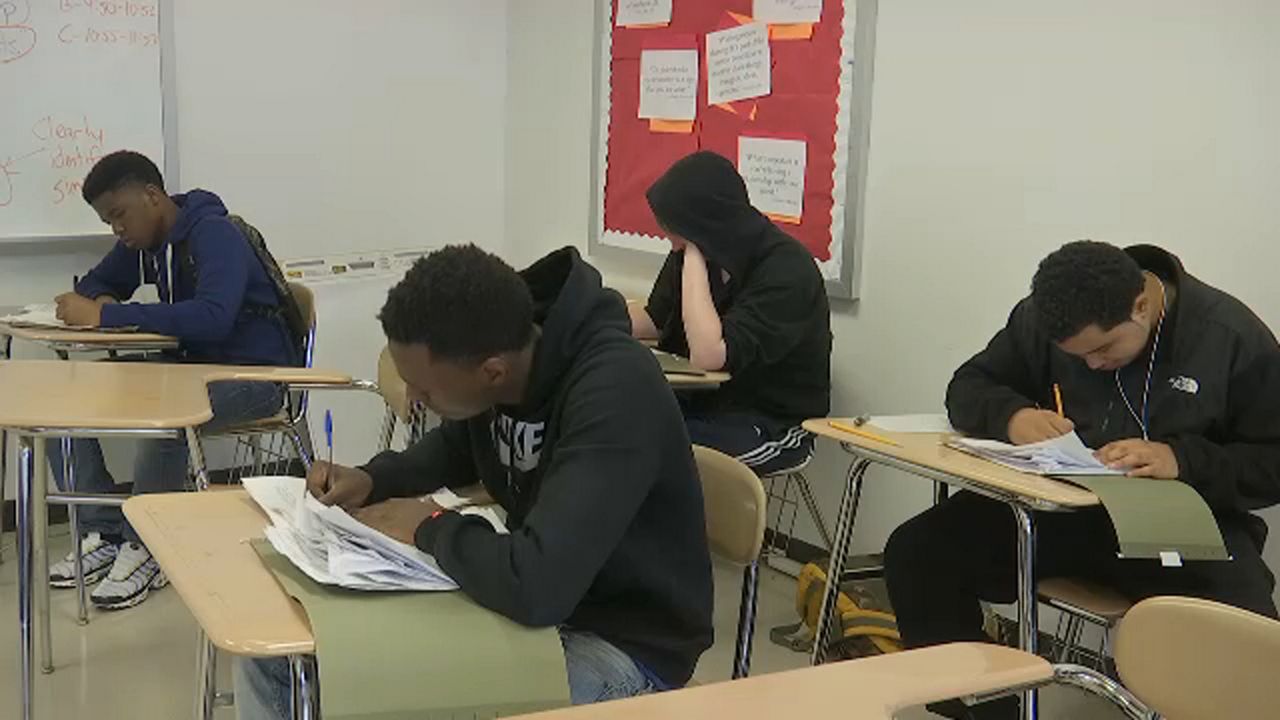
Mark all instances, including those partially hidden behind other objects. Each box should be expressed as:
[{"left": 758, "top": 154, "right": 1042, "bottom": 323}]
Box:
[
  {"left": 0, "top": 147, "right": 50, "bottom": 208},
  {"left": 1, "top": 0, "right": 38, "bottom": 64},
  {"left": 59, "top": 24, "right": 158, "bottom": 47},
  {"left": 32, "top": 114, "right": 106, "bottom": 146},
  {"left": 60, "top": 0, "right": 157, "bottom": 18},
  {"left": 52, "top": 177, "right": 86, "bottom": 205}
]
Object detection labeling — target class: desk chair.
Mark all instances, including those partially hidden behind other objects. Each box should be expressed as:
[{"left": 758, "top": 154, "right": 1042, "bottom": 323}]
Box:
[
  {"left": 376, "top": 344, "right": 433, "bottom": 451},
  {"left": 1107, "top": 596, "right": 1280, "bottom": 718},
  {"left": 694, "top": 445, "right": 767, "bottom": 679},
  {"left": 1039, "top": 577, "right": 1132, "bottom": 670},
  {"left": 760, "top": 457, "right": 832, "bottom": 574},
  {"left": 213, "top": 282, "right": 319, "bottom": 481}
]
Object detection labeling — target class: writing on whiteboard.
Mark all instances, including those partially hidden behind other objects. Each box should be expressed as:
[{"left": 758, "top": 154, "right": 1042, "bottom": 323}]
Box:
[
  {"left": 1, "top": 114, "right": 108, "bottom": 209},
  {"left": 0, "top": 0, "right": 38, "bottom": 64}
]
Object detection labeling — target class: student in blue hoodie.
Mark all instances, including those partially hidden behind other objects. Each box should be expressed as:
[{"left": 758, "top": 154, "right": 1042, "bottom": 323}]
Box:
[{"left": 45, "top": 150, "right": 293, "bottom": 610}]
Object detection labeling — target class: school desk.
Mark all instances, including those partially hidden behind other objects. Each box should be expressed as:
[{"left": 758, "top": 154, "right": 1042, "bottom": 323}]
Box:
[
  {"left": 802, "top": 421, "right": 1099, "bottom": 720},
  {"left": 511, "top": 642, "right": 1053, "bottom": 720},
  {"left": 0, "top": 360, "right": 353, "bottom": 720}
]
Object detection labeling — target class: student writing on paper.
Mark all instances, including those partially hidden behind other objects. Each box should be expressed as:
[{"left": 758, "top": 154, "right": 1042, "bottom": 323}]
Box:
[
  {"left": 236, "top": 245, "right": 713, "bottom": 716},
  {"left": 628, "top": 151, "right": 832, "bottom": 475},
  {"left": 886, "top": 241, "right": 1280, "bottom": 720},
  {"left": 42, "top": 151, "right": 293, "bottom": 611}
]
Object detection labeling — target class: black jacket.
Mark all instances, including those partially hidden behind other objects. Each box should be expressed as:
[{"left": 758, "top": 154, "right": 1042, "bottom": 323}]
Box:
[
  {"left": 360, "top": 247, "right": 714, "bottom": 687},
  {"left": 948, "top": 245, "right": 1280, "bottom": 546},
  {"left": 645, "top": 151, "right": 832, "bottom": 423}
]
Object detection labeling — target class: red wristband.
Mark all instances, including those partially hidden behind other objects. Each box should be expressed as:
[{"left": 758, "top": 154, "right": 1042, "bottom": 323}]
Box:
[{"left": 428, "top": 509, "right": 445, "bottom": 521}]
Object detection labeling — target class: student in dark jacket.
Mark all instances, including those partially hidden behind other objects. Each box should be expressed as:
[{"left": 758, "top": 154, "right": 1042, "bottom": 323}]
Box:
[
  {"left": 886, "top": 240, "right": 1280, "bottom": 720},
  {"left": 629, "top": 151, "right": 832, "bottom": 475},
  {"left": 235, "top": 245, "right": 714, "bottom": 717},
  {"left": 44, "top": 151, "right": 290, "bottom": 611}
]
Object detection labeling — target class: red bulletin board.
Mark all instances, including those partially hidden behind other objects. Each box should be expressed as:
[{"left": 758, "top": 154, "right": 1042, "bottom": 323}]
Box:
[{"left": 599, "top": 0, "right": 848, "bottom": 266}]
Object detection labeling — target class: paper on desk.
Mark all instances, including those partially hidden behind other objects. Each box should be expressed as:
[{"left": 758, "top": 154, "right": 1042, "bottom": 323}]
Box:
[
  {"left": 243, "top": 476, "right": 506, "bottom": 592},
  {"left": 867, "top": 414, "right": 954, "bottom": 434},
  {"left": 948, "top": 432, "right": 1122, "bottom": 476},
  {"left": 0, "top": 303, "right": 139, "bottom": 332}
]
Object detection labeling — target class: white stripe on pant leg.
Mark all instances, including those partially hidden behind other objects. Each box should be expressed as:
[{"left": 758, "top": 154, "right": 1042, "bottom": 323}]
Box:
[
  {"left": 734, "top": 427, "right": 808, "bottom": 466},
  {"left": 735, "top": 426, "right": 807, "bottom": 464}
]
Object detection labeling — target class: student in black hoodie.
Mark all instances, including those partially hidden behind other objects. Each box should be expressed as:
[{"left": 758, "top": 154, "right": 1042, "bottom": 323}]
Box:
[
  {"left": 886, "top": 241, "right": 1280, "bottom": 720},
  {"left": 629, "top": 151, "right": 832, "bottom": 476},
  {"left": 235, "top": 245, "right": 713, "bottom": 717}
]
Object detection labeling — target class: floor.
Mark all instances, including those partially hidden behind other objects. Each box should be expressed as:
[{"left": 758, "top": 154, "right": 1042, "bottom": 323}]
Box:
[{"left": 0, "top": 527, "right": 1126, "bottom": 719}]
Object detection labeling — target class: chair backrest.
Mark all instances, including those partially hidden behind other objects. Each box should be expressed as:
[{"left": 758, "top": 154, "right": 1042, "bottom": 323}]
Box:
[
  {"left": 1114, "top": 596, "right": 1280, "bottom": 719},
  {"left": 285, "top": 282, "right": 317, "bottom": 423},
  {"left": 378, "top": 344, "right": 413, "bottom": 424},
  {"left": 693, "top": 445, "right": 767, "bottom": 565}
]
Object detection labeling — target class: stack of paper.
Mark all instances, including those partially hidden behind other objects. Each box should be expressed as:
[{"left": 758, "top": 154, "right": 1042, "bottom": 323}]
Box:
[
  {"left": 0, "top": 304, "right": 71, "bottom": 329},
  {"left": 948, "top": 432, "right": 1122, "bottom": 476},
  {"left": 243, "top": 476, "right": 506, "bottom": 592}
]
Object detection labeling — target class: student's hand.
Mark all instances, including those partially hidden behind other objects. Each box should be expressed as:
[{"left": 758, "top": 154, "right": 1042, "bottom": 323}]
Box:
[
  {"left": 307, "top": 461, "right": 374, "bottom": 510},
  {"left": 354, "top": 498, "right": 444, "bottom": 545},
  {"left": 94, "top": 295, "right": 119, "bottom": 306},
  {"left": 1096, "top": 439, "right": 1179, "bottom": 479},
  {"left": 1007, "top": 408, "right": 1075, "bottom": 445},
  {"left": 53, "top": 293, "right": 102, "bottom": 327}
]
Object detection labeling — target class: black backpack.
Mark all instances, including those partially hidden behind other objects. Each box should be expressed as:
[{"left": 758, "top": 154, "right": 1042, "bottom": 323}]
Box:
[{"left": 174, "top": 214, "right": 308, "bottom": 366}]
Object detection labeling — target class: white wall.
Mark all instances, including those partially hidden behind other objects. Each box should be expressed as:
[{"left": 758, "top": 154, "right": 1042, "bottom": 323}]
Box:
[{"left": 506, "top": 0, "right": 1280, "bottom": 600}]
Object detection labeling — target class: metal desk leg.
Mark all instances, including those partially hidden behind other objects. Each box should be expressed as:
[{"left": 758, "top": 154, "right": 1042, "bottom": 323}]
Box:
[
  {"left": 932, "top": 480, "right": 950, "bottom": 506},
  {"left": 33, "top": 438, "right": 52, "bottom": 675},
  {"left": 63, "top": 437, "right": 89, "bottom": 625},
  {"left": 17, "top": 436, "right": 35, "bottom": 720},
  {"left": 185, "top": 427, "right": 211, "bottom": 492},
  {"left": 291, "top": 654, "right": 322, "bottom": 720},
  {"left": 1013, "top": 505, "right": 1038, "bottom": 720},
  {"left": 810, "top": 458, "right": 870, "bottom": 666},
  {"left": 195, "top": 629, "right": 216, "bottom": 720},
  {"left": 0, "top": 428, "right": 7, "bottom": 564}
]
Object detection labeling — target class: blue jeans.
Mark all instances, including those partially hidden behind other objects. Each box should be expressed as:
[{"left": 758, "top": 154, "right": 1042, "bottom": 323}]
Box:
[
  {"left": 46, "top": 380, "right": 283, "bottom": 545},
  {"left": 233, "top": 629, "right": 655, "bottom": 719}
]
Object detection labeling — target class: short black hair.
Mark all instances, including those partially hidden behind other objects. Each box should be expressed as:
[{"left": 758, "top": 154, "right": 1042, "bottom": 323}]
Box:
[
  {"left": 1031, "top": 240, "right": 1145, "bottom": 341},
  {"left": 379, "top": 244, "right": 534, "bottom": 363},
  {"left": 82, "top": 150, "right": 164, "bottom": 204}
]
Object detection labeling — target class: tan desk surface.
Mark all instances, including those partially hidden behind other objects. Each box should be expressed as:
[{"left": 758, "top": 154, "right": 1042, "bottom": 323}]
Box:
[
  {"left": 125, "top": 490, "right": 315, "bottom": 657},
  {"left": 804, "top": 419, "right": 1098, "bottom": 509},
  {"left": 665, "top": 370, "right": 731, "bottom": 388},
  {"left": 0, "top": 360, "right": 352, "bottom": 430},
  {"left": 513, "top": 643, "right": 1051, "bottom": 720},
  {"left": 0, "top": 322, "right": 178, "bottom": 347}
]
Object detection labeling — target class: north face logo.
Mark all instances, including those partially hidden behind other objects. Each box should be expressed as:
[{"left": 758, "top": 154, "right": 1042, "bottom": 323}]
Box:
[{"left": 1169, "top": 376, "right": 1200, "bottom": 395}]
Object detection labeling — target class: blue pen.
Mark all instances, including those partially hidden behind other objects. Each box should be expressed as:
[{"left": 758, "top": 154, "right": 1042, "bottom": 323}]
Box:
[{"left": 323, "top": 410, "right": 334, "bottom": 495}]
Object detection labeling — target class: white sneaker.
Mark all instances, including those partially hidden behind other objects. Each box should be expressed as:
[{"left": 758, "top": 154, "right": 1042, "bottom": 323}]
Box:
[
  {"left": 49, "top": 532, "right": 118, "bottom": 588},
  {"left": 90, "top": 542, "right": 168, "bottom": 610}
]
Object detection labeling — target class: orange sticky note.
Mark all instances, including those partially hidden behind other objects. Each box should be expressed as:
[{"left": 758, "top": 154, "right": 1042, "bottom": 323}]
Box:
[
  {"left": 766, "top": 212, "right": 803, "bottom": 225},
  {"left": 769, "top": 23, "right": 814, "bottom": 40},
  {"left": 714, "top": 103, "right": 739, "bottom": 115},
  {"left": 727, "top": 11, "right": 754, "bottom": 25},
  {"left": 650, "top": 119, "right": 695, "bottom": 134}
]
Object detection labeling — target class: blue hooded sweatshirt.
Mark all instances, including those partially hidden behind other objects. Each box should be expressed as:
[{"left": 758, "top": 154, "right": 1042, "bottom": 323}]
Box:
[{"left": 76, "top": 190, "right": 293, "bottom": 366}]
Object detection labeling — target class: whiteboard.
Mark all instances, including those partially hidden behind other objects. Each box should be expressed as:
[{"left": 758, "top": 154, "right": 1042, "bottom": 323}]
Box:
[{"left": 0, "top": 0, "right": 169, "bottom": 239}]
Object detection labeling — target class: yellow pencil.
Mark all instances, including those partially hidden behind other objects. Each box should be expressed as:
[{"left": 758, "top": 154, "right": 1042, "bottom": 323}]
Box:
[
  {"left": 1053, "top": 383, "right": 1065, "bottom": 418},
  {"left": 829, "top": 420, "right": 902, "bottom": 447}
]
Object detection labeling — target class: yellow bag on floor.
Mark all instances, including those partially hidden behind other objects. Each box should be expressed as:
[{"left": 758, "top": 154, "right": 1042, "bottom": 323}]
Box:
[{"left": 794, "top": 562, "right": 902, "bottom": 658}]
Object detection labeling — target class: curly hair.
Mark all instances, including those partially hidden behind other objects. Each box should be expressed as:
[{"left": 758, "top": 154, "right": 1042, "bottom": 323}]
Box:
[
  {"left": 378, "top": 244, "right": 534, "bottom": 363},
  {"left": 1031, "top": 241, "right": 1144, "bottom": 342},
  {"left": 82, "top": 150, "right": 164, "bottom": 204}
]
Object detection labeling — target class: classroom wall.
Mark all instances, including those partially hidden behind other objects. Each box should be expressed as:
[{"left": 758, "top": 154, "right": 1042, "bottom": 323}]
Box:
[
  {"left": 505, "top": 0, "right": 1280, "bottom": 602},
  {"left": 1, "top": 0, "right": 509, "bottom": 496}
]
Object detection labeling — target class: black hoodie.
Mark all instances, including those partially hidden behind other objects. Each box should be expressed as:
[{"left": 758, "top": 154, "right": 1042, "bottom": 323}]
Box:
[
  {"left": 644, "top": 151, "right": 832, "bottom": 423},
  {"left": 948, "top": 245, "right": 1280, "bottom": 548},
  {"left": 360, "top": 247, "right": 714, "bottom": 687}
]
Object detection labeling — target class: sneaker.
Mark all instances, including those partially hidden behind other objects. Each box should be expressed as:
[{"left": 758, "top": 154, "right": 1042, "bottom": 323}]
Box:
[
  {"left": 90, "top": 542, "right": 169, "bottom": 610},
  {"left": 50, "top": 532, "right": 119, "bottom": 588}
]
